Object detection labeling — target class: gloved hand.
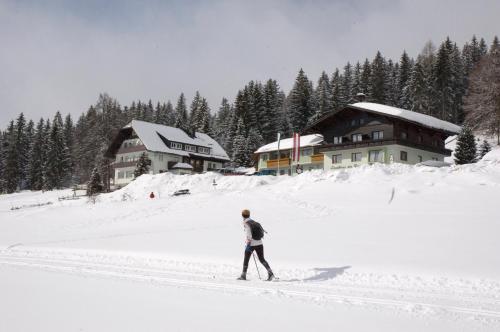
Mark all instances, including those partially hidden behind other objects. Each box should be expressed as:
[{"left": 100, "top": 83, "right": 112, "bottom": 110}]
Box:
[{"left": 245, "top": 244, "right": 252, "bottom": 253}]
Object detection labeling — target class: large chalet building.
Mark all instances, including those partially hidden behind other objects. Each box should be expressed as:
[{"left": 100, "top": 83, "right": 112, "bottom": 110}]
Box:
[
  {"left": 105, "top": 120, "right": 230, "bottom": 186},
  {"left": 254, "top": 102, "right": 461, "bottom": 174}
]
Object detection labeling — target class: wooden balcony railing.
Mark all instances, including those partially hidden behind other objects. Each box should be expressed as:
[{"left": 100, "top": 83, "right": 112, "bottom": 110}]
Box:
[
  {"left": 266, "top": 158, "right": 290, "bottom": 168},
  {"left": 310, "top": 154, "right": 324, "bottom": 163}
]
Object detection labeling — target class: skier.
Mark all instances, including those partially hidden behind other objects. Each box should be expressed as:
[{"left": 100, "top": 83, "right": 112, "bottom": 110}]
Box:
[{"left": 237, "top": 209, "right": 275, "bottom": 281}]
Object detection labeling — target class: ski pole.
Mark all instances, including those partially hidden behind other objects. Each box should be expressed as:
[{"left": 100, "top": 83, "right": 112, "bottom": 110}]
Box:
[{"left": 252, "top": 252, "right": 261, "bottom": 280}]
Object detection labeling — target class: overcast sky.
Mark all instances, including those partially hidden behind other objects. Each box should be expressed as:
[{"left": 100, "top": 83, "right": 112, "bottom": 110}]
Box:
[{"left": 1, "top": 0, "right": 499, "bottom": 125}]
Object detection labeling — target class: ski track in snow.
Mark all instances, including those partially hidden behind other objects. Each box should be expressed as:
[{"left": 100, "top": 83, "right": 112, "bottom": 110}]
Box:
[{"left": 1, "top": 247, "right": 500, "bottom": 326}]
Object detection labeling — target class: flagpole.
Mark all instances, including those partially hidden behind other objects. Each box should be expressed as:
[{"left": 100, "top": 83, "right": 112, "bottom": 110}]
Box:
[{"left": 277, "top": 132, "right": 281, "bottom": 176}]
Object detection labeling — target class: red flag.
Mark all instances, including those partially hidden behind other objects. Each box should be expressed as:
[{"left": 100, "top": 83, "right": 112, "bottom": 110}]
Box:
[{"left": 292, "top": 132, "right": 300, "bottom": 161}]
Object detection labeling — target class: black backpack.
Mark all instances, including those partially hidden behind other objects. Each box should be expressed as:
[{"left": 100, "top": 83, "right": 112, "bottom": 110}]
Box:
[{"left": 247, "top": 220, "right": 265, "bottom": 240}]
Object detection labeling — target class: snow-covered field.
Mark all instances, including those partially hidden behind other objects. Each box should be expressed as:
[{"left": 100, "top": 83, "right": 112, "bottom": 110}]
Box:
[{"left": 1, "top": 149, "right": 500, "bottom": 331}]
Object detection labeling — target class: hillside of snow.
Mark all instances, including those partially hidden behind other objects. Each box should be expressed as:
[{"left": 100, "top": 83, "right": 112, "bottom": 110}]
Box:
[{"left": 1, "top": 148, "right": 500, "bottom": 331}]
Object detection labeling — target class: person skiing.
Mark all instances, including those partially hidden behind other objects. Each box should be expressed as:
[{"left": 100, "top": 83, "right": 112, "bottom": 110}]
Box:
[{"left": 237, "top": 209, "right": 274, "bottom": 281}]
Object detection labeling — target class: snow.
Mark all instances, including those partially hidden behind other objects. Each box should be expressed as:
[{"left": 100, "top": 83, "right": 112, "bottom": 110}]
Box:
[
  {"left": 172, "top": 162, "right": 193, "bottom": 169},
  {"left": 1, "top": 147, "right": 500, "bottom": 331},
  {"left": 128, "top": 120, "right": 230, "bottom": 160},
  {"left": 350, "top": 102, "right": 462, "bottom": 134},
  {"left": 255, "top": 134, "right": 324, "bottom": 153}
]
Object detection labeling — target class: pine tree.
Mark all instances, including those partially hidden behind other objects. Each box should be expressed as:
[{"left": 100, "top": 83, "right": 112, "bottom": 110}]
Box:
[
  {"left": 434, "top": 38, "right": 455, "bottom": 121},
  {"left": 360, "top": 59, "right": 372, "bottom": 98},
  {"left": 246, "top": 127, "right": 263, "bottom": 165},
  {"left": 4, "top": 121, "right": 18, "bottom": 193},
  {"left": 213, "top": 98, "right": 233, "bottom": 153},
  {"left": 370, "top": 51, "right": 387, "bottom": 104},
  {"left": 398, "top": 51, "right": 412, "bottom": 109},
  {"left": 44, "top": 112, "right": 71, "bottom": 189},
  {"left": 0, "top": 130, "right": 5, "bottom": 193},
  {"left": 385, "top": 60, "right": 399, "bottom": 106},
  {"left": 339, "top": 62, "right": 353, "bottom": 106},
  {"left": 174, "top": 93, "right": 189, "bottom": 134},
  {"left": 311, "top": 71, "right": 332, "bottom": 122},
  {"left": 261, "top": 79, "right": 282, "bottom": 143},
  {"left": 288, "top": 69, "right": 315, "bottom": 132},
  {"left": 193, "top": 98, "right": 211, "bottom": 133},
  {"left": 351, "top": 62, "right": 362, "bottom": 98},
  {"left": 14, "top": 113, "right": 29, "bottom": 189},
  {"left": 454, "top": 126, "right": 477, "bottom": 164},
  {"left": 232, "top": 117, "right": 250, "bottom": 167},
  {"left": 134, "top": 152, "right": 151, "bottom": 178},
  {"left": 189, "top": 91, "right": 202, "bottom": 134},
  {"left": 28, "top": 119, "right": 45, "bottom": 190},
  {"left": 478, "top": 140, "right": 491, "bottom": 159},
  {"left": 86, "top": 167, "right": 103, "bottom": 196},
  {"left": 330, "top": 68, "right": 342, "bottom": 111}
]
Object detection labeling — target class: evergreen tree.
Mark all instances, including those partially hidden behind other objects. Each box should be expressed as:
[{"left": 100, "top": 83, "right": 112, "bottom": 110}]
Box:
[
  {"left": 478, "top": 140, "right": 491, "bottom": 159},
  {"left": 134, "top": 152, "right": 151, "bottom": 178},
  {"left": 370, "top": 51, "right": 387, "bottom": 104},
  {"left": 3, "top": 121, "right": 18, "bottom": 193},
  {"left": 261, "top": 79, "right": 282, "bottom": 143},
  {"left": 86, "top": 167, "right": 103, "bottom": 196},
  {"left": 398, "top": 51, "right": 412, "bottom": 109},
  {"left": 288, "top": 69, "right": 315, "bottom": 132},
  {"left": 14, "top": 113, "right": 28, "bottom": 189},
  {"left": 409, "top": 60, "right": 431, "bottom": 114},
  {"left": 385, "top": 60, "right": 399, "bottom": 106},
  {"left": 213, "top": 98, "right": 233, "bottom": 153},
  {"left": 232, "top": 117, "right": 250, "bottom": 167},
  {"left": 63, "top": 114, "right": 74, "bottom": 183},
  {"left": 177, "top": 95, "right": 190, "bottom": 131},
  {"left": 23, "top": 120, "right": 35, "bottom": 189},
  {"left": 28, "top": 119, "right": 46, "bottom": 190},
  {"left": 360, "top": 59, "right": 372, "bottom": 98},
  {"left": 194, "top": 98, "right": 211, "bottom": 133},
  {"left": 339, "top": 62, "right": 353, "bottom": 106},
  {"left": 454, "top": 126, "right": 477, "bottom": 164},
  {"left": 312, "top": 71, "right": 332, "bottom": 122},
  {"left": 0, "top": 131, "right": 5, "bottom": 193},
  {"left": 174, "top": 93, "right": 189, "bottom": 133},
  {"left": 44, "top": 112, "right": 71, "bottom": 189},
  {"left": 351, "top": 62, "right": 362, "bottom": 98},
  {"left": 246, "top": 127, "right": 263, "bottom": 165},
  {"left": 330, "top": 68, "right": 342, "bottom": 111},
  {"left": 434, "top": 37, "right": 455, "bottom": 121}
]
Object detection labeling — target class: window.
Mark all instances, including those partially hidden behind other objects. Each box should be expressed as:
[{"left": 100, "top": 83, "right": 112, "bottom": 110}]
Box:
[
  {"left": 332, "top": 154, "right": 342, "bottom": 164},
  {"left": 351, "top": 133, "right": 362, "bottom": 142},
  {"left": 372, "top": 131, "right": 384, "bottom": 140},
  {"left": 198, "top": 147, "right": 210, "bottom": 154},
  {"left": 400, "top": 132, "right": 408, "bottom": 140},
  {"left": 432, "top": 157, "right": 438, "bottom": 161},
  {"left": 369, "top": 150, "right": 384, "bottom": 163},
  {"left": 171, "top": 142, "right": 182, "bottom": 150},
  {"left": 159, "top": 154, "right": 164, "bottom": 161},
  {"left": 261, "top": 154, "right": 268, "bottom": 161},
  {"left": 333, "top": 136, "right": 343, "bottom": 144},
  {"left": 185, "top": 145, "right": 196, "bottom": 152},
  {"left": 359, "top": 118, "right": 365, "bottom": 125},
  {"left": 351, "top": 119, "right": 357, "bottom": 126},
  {"left": 301, "top": 148, "right": 312, "bottom": 156},
  {"left": 351, "top": 152, "right": 362, "bottom": 162},
  {"left": 400, "top": 151, "right": 408, "bottom": 161},
  {"left": 432, "top": 140, "right": 438, "bottom": 147},
  {"left": 126, "top": 171, "right": 134, "bottom": 178},
  {"left": 117, "top": 171, "right": 125, "bottom": 179},
  {"left": 418, "top": 135, "right": 423, "bottom": 143},
  {"left": 270, "top": 152, "right": 278, "bottom": 160},
  {"left": 418, "top": 155, "right": 423, "bottom": 163}
]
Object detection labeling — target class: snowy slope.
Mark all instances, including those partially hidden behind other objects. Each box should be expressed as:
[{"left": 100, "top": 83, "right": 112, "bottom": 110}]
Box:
[{"left": 1, "top": 148, "right": 500, "bottom": 331}]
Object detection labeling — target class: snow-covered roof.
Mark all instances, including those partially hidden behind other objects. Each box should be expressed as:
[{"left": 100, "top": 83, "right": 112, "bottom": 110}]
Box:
[
  {"left": 126, "top": 120, "right": 230, "bottom": 161},
  {"left": 171, "top": 162, "right": 194, "bottom": 169},
  {"left": 349, "top": 102, "right": 462, "bottom": 134},
  {"left": 255, "top": 134, "right": 324, "bottom": 153}
]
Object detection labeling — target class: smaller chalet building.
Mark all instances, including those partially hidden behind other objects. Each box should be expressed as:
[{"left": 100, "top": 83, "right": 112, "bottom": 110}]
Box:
[
  {"left": 255, "top": 134, "right": 325, "bottom": 175},
  {"left": 105, "top": 120, "right": 230, "bottom": 186},
  {"left": 254, "top": 102, "right": 461, "bottom": 173}
]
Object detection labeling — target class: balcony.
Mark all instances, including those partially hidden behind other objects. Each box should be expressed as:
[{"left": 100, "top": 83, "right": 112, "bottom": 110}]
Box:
[
  {"left": 310, "top": 154, "right": 324, "bottom": 163},
  {"left": 266, "top": 158, "right": 290, "bottom": 168}
]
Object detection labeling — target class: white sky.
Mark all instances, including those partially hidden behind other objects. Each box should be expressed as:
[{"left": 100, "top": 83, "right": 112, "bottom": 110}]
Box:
[{"left": 1, "top": 0, "right": 499, "bottom": 125}]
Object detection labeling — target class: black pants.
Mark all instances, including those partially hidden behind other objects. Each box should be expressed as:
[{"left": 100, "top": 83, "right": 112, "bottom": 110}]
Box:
[{"left": 243, "top": 245, "right": 271, "bottom": 273}]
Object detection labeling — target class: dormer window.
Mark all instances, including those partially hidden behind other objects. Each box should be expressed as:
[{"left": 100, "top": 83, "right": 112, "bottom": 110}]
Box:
[
  {"left": 351, "top": 133, "right": 362, "bottom": 142},
  {"left": 198, "top": 147, "right": 210, "bottom": 154},
  {"left": 372, "top": 131, "right": 384, "bottom": 140},
  {"left": 185, "top": 145, "right": 196, "bottom": 152},
  {"left": 171, "top": 142, "right": 182, "bottom": 150},
  {"left": 333, "top": 136, "right": 343, "bottom": 144}
]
